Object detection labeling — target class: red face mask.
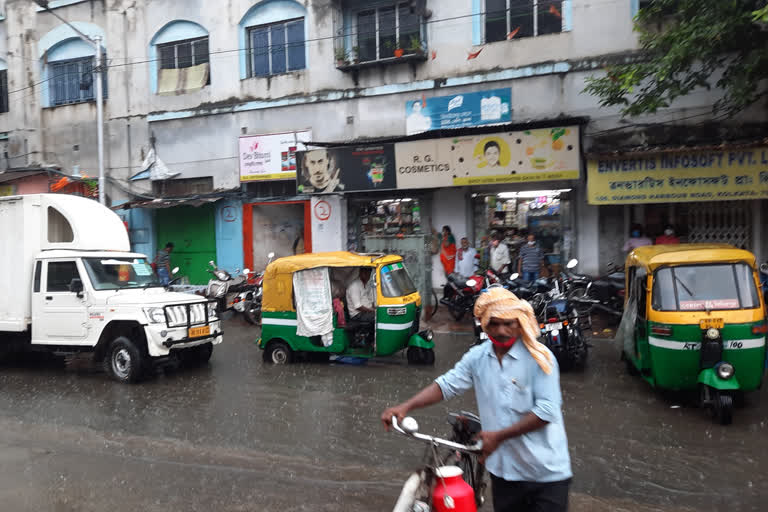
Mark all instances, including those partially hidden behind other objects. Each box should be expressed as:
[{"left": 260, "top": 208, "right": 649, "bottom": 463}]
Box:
[{"left": 489, "top": 334, "right": 517, "bottom": 349}]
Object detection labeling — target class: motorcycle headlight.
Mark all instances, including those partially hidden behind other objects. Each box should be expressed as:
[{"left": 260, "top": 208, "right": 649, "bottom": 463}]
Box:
[
  {"left": 143, "top": 307, "right": 166, "bottom": 324},
  {"left": 466, "top": 279, "right": 477, "bottom": 287},
  {"left": 716, "top": 362, "right": 735, "bottom": 380},
  {"left": 706, "top": 328, "right": 720, "bottom": 340},
  {"left": 215, "top": 270, "right": 229, "bottom": 281},
  {"left": 207, "top": 302, "right": 219, "bottom": 321}
]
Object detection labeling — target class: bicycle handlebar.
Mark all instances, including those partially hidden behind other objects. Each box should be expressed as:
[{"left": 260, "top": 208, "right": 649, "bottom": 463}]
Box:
[{"left": 391, "top": 417, "right": 483, "bottom": 453}]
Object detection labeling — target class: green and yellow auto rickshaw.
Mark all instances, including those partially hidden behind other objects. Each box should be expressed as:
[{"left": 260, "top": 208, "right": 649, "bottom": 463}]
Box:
[
  {"left": 618, "top": 244, "right": 767, "bottom": 424},
  {"left": 257, "top": 251, "right": 435, "bottom": 365}
]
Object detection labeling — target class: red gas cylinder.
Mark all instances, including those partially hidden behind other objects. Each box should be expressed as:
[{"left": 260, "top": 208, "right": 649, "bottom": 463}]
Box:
[{"left": 432, "top": 466, "right": 477, "bottom": 512}]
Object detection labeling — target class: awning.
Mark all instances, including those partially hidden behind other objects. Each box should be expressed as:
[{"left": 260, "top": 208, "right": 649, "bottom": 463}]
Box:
[{"left": 115, "top": 196, "right": 222, "bottom": 210}]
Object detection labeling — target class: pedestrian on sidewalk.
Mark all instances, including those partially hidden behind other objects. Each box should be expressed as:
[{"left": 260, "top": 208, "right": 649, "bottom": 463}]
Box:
[
  {"left": 622, "top": 224, "right": 652, "bottom": 253},
  {"left": 381, "top": 287, "right": 572, "bottom": 512},
  {"left": 518, "top": 233, "right": 544, "bottom": 282},
  {"left": 456, "top": 237, "right": 478, "bottom": 278},
  {"left": 437, "top": 225, "right": 457, "bottom": 276},
  {"left": 655, "top": 224, "right": 680, "bottom": 245},
  {"left": 154, "top": 242, "right": 174, "bottom": 285},
  {"left": 490, "top": 232, "right": 511, "bottom": 275}
]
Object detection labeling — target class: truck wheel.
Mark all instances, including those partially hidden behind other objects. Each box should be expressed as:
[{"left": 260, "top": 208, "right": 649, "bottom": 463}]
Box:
[
  {"left": 104, "top": 336, "right": 144, "bottom": 383},
  {"left": 265, "top": 340, "right": 293, "bottom": 365}
]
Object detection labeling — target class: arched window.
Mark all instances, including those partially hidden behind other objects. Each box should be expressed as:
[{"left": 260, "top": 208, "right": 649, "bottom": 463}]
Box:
[
  {"left": 0, "top": 58, "right": 8, "bottom": 113},
  {"left": 149, "top": 20, "right": 210, "bottom": 95},
  {"left": 38, "top": 22, "right": 107, "bottom": 107},
  {"left": 239, "top": 0, "right": 307, "bottom": 79}
]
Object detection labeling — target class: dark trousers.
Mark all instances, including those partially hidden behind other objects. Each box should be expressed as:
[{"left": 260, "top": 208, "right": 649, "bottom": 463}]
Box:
[
  {"left": 490, "top": 474, "right": 570, "bottom": 512},
  {"left": 351, "top": 311, "right": 375, "bottom": 323}
]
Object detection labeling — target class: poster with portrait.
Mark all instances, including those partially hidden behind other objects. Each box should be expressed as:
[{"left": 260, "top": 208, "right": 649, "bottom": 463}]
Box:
[
  {"left": 296, "top": 144, "right": 397, "bottom": 194},
  {"left": 395, "top": 126, "right": 580, "bottom": 189}
]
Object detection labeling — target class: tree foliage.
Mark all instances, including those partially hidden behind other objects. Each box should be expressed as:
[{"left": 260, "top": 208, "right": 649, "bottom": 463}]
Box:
[{"left": 583, "top": 0, "right": 768, "bottom": 117}]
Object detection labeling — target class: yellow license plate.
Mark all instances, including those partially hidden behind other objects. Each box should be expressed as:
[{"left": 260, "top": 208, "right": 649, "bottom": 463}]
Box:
[
  {"left": 189, "top": 326, "right": 211, "bottom": 338},
  {"left": 700, "top": 318, "right": 724, "bottom": 330}
]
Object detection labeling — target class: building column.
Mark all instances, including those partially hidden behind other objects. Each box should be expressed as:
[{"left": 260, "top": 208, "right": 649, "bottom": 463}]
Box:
[
  {"left": 575, "top": 184, "right": 600, "bottom": 276},
  {"left": 753, "top": 199, "right": 763, "bottom": 264},
  {"left": 311, "top": 195, "right": 347, "bottom": 252}
]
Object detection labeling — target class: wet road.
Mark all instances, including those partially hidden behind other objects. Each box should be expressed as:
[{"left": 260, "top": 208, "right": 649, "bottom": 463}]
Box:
[{"left": 0, "top": 319, "right": 766, "bottom": 511}]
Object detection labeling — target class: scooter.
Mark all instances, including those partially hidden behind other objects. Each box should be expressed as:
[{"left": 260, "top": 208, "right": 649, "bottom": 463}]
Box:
[
  {"left": 441, "top": 270, "right": 500, "bottom": 322},
  {"left": 390, "top": 415, "right": 485, "bottom": 512},
  {"left": 238, "top": 252, "right": 275, "bottom": 326},
  {"left": 205, "top": 261, "right": 252, "bottom": 317}
]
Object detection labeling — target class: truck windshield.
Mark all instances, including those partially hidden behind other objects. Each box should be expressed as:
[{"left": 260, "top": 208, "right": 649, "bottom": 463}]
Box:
[
  {"left": 380, "top": 262, "right": 417, "bottom": 298},
  {"left": 83, "top": 258, "right": 160, "bottom": 290},
  {"left": 652, "top": 263, "right": 759, "bottom": 311}
]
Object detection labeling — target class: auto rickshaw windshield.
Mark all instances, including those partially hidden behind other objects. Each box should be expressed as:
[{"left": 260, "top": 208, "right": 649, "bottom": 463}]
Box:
[
  {"left": 652, "top": 263, "right": 760, "bottom": 311},
  {"left": 380, "top": 262, "right": 417, "bottom": 297}
]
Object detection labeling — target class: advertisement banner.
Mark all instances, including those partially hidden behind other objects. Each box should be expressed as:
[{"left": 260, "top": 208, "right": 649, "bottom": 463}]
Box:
[
  {"left": 396, "top": 126, "right": 580, "bottom": 189},
  {"left": 239, "top": 130, "right": 312, "bottom": 182},
  {"left": 587, "top": 147, "right": 768, "bottom": 204},
  {"left": 296, "top": 144, "right": 397, "bottom": 194},
  {"left": 405, "top": 88, "right": 511, "bottom": 135}
]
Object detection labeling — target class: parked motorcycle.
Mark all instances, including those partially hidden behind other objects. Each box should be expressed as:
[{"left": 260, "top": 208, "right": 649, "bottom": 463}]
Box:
[
  {"left": 440, "top": 269, "right": 500, "bottom": 322},
  {"left": 205, "top": 261, "right": 254, "bottom": 319},
  {"left": 238, "top": 252, "right": 275, "bottom": 326},
  {"left": 521, "top": 260, "right": 597, "bottom": 370},
  {"left": 568, "top": 263, "right": 625, "bottom": 318}
]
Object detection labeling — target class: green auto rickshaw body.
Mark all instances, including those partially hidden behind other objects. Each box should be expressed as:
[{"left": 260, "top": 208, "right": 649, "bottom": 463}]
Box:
[
  {"left": 258, "top": 251, "right": 434, "bottom": 362},
  {"left": 619, "top": 244, "right": 766, "bottom": 423}
]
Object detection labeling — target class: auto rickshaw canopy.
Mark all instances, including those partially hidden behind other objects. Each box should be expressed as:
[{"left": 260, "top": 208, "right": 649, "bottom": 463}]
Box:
[
  {"left": 626, "top": 244, "right": 757, "bottom": 272},
  {"left": 262, "top": 251, "right": 404, "bottom": 311}
]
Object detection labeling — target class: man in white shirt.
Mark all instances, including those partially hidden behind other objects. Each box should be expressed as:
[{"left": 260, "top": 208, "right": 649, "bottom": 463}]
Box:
[
  {"left": 490, "top": 232, "right": 511, "bottom": 275},
  {"left": 456, "top": 237, "right": 478, "bottom": 278},
  {"left": 346, "top": 267, "right": 375, "bottom": 323}
]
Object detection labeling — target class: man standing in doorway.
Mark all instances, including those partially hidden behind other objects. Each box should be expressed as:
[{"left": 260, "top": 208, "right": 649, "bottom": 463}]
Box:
[
  {"left": 490, "top": 232, "right": 511, "bottom": 275},
  {"left": 456, "top": 237, "right": 479, "bottom": 278},
  {"left": 155, "top": 242, "right": 174, "bottom": 285},
  {"left": 346, "top": 267, "right": 375, "bottom": 324},
  {"left": 381, "top": 287, "right": 572, "bottom": 512},
  {"left": 518, "top": 233, "right": 544, "bottom": 282}
]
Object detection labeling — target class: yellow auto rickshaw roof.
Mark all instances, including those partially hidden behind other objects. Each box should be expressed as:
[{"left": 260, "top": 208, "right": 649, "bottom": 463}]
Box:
[
  {"left": 626, "top": 244, "right": 757, "bottom": 271},
  {"left": 262, "top": 251, "right": 404, "bottom": 311}
]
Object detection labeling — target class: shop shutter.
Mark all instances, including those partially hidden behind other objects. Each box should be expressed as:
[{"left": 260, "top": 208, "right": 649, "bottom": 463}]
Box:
[{"left": 686, "top": 201, "right": 752, "bottom": 249}]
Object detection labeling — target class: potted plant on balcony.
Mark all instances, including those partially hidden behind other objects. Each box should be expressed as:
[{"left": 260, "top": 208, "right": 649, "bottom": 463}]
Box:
[
  {"left": 335, "top": 46, "right": 350, "bottom": 67},
  {"left": 393, "top": 38, "right": 404, "bottom": 58},
  {"left": 407, "top": 35, "right": 424, "bottom": 56},
  {"left": 351, "top": 46, "right": 360, "bottom": 64}
]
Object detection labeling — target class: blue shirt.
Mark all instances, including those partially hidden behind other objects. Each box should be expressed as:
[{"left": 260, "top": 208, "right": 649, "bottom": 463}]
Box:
[{"left": 435, "top": 340, "right": 572, "bottom": 483}]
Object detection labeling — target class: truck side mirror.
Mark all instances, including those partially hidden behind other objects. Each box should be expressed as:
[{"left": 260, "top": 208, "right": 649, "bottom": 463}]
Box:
[{"left": 69, "top": 278, "right": 84, "bottom": 298}]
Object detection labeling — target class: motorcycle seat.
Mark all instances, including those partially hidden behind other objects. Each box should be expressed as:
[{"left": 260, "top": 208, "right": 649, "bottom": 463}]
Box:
[{"left": 447, "top": 273, "right": 468, "bottom": 285}]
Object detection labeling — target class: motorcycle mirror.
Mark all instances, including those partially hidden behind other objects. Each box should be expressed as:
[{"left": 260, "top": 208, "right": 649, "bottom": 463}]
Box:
[
  {"left": 267, "top": 252, "right": 275, "bottom": 259},
  {"left": 566, "top": 259, "right": 578, "bottom": 269},
  {"left": 209, "top": 260, "right": 215, "bottom": 266},
  {"left": 171, "top": 267, "right": 180, "bottom": 275},
  {"left": 243, "top": 268, "right": 251, "bottom": 275},
  {"left": 509, "top": 273, "right": 520, "bottom": 281},
  {"left": 466, "top": 279, "right": 478, "bottom": 287}
]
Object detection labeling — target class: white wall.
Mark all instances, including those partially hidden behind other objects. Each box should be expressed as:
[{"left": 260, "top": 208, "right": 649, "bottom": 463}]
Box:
[
  {"left": 311, "top": 195, "right": 346, "bottom": 253},
  {"left": 430, "top": 188, "right": 469, "bottom": 288}
]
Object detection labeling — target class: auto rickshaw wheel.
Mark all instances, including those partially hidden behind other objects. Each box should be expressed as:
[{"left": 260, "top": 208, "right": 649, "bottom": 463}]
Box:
[
  {"left": 407, "top": 347, "right": 435, "bottom": 366},
  {"left": 714, "top": 392, "right": 733, "bottom": 425},
  {"left": 265, "top": 340, "right": 293, "bottom": 365}
]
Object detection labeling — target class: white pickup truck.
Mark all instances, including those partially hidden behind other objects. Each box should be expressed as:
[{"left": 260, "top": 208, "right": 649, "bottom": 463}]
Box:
[{"left": 0, "top": 194, "right": 223, "bottom": 382}]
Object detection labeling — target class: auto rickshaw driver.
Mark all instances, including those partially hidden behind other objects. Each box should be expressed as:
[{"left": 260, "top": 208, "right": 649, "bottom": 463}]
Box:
[{"left": 345, "top": 267, "right": 376, "bottom": 347}]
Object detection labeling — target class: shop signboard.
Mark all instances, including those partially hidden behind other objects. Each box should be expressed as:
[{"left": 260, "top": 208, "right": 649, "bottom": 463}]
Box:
[
  {"left": 587, "top": 147, "right": 768, "bottom": 204},
  {"left": 296, "top": 144, "right": 397, "bottom": 194},
  {"left": 239, "top": 130, "right": 312, "bottom": 182},
  {"left": 405, "top": 88, "right": 511, "bottom": 135},
  {"left": 395, "top": 126, "right": 580, "bottom": 189}
]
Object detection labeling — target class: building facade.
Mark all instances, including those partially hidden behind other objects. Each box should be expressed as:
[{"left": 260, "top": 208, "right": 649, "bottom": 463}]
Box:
[{"left": 1, "top": 0, "right": 766, "bottom": 287}]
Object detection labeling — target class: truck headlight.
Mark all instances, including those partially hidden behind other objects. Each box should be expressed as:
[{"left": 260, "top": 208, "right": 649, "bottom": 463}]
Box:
[
  {"left": 143, "top": 307, "right": 166, "bottom": 324},
  {"left": 716, "top": 362, "right": 735, "bottom": 380},
  {"left": 207, "top": 302, "right": 219, "bottom": 321}
]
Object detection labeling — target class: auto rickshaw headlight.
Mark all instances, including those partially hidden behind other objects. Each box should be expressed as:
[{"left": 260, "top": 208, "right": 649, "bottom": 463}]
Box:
[
  {"left": 419, "top": 329, "right": 434, "bottom": 342},
  {"left": 706, "top": 328, "right": 720, "bottom": 340},
  {"left": 716, "top": 362, "right": 735, "bottom": 380}
]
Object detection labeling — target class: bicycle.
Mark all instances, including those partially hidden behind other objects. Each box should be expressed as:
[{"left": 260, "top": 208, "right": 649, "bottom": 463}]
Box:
[{"left": 390, "top": 414, "right": 487, "bottom": 511}]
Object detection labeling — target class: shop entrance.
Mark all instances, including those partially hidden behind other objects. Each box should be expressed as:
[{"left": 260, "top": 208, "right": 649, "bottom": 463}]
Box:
[
  {"left": 347, "top": 196, "right": 435, "bottom": 313},
  {"left": 155, "top": 204, "right": 216, "bottom": 285},
  {"left": 243, "top": 201, "right": 311, "bottom": 273},
  {"left": 471, "top": 189, "right": 573, "bottom": 276}
]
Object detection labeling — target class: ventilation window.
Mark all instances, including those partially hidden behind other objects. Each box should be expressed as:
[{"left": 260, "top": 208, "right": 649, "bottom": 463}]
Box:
[{"left": 48, "top": 206, "right": 74, "bottom": 243}]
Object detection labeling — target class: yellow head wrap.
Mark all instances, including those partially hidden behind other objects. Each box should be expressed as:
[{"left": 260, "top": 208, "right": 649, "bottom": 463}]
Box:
[{"left": 473, "top": 287, "right": 553, "bottom": 374}]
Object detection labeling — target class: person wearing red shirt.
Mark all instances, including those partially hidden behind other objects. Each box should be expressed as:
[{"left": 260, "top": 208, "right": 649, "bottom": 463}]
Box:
[{"left": 655, "top": 224, "right": 680, "bottom": 245}]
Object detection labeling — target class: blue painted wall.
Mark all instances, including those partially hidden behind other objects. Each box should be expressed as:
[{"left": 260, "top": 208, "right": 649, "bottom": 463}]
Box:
[
  {"left": 116, "top": 207, "right": 156, "bottom": 259},
  {"left": 214, "top": 199, "right": 244, "bottom": 274}
]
